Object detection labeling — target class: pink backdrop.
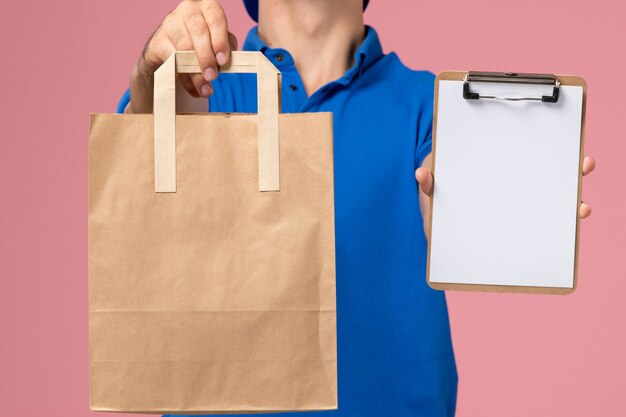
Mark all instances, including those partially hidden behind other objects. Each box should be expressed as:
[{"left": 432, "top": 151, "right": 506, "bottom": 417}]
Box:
[{"left": 1, "top": 0, "right": 624, "bottom": 416}]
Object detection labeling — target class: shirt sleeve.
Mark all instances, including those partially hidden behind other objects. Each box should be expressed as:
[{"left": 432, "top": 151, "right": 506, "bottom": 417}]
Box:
[
  {"left": 116, "top": 89, "right": 131, "bottom": 114},
  {"left": 415, "top": 130, "right": 433, "bottom": 168},
  {"left": 414, "top": 71, "right": 435, "bottom": 168}
]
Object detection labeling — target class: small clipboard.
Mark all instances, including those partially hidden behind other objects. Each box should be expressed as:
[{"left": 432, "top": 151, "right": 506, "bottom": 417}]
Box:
[{"left": 426, "top": 71, "right": 586, "bottom": 294}]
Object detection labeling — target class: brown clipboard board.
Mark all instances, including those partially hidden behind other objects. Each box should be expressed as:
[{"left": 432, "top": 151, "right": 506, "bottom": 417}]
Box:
[{"left": 426, "top": 71, "right": 587, "bottom": 295}]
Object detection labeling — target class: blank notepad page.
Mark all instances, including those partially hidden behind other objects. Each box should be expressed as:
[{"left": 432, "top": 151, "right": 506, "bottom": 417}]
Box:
[{"left": 429, "top": 80, "right": 584, "bottom": 288}]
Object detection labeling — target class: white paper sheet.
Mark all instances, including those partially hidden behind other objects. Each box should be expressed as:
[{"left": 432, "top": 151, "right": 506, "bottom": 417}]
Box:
[{"left": 429, "top": 80, "right": 583, "bottom": 288}]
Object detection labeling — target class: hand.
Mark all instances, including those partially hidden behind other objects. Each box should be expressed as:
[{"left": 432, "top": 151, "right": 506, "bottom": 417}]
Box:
[
  {"left": 415, "top": 155, "right": 597, "bottom": 219},
  {"left": 133, "top": 0, "right": 238, "bottom": 104}
]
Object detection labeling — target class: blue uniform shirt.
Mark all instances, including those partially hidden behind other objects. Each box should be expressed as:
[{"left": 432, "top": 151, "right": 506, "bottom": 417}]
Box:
[{"left": 119, "top": 25, "right": 457, "bottom": 417}]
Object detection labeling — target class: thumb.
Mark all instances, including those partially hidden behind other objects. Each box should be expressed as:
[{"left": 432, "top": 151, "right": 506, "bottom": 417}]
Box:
[{"left": 415, "top": 167, "right": 434, "bottom": 196}]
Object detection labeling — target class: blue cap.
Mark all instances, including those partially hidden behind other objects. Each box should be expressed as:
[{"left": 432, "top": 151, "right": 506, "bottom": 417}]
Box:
[{"left": 243, "top": 0, "right": 370, "bottom": 22}]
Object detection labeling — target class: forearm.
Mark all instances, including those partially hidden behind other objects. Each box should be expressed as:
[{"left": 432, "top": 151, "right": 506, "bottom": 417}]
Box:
[{"left": 127, "top": 58, "right": 155, "bottom": 114}]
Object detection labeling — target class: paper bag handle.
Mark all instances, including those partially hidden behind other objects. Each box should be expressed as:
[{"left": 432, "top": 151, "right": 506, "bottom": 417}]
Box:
[{"left": 153, "top": 51, "right": 282, "bottom": 193}]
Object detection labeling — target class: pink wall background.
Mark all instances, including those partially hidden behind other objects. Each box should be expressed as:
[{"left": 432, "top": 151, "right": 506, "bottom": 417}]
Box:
[{"left": 1, "top": 0, "right": 624, "bottom": 416}]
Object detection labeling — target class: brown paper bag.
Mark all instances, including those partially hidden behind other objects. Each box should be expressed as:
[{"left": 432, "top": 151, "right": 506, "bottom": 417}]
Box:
[{"left": 89, "top": 51, "right": 337, "bottom": 414}]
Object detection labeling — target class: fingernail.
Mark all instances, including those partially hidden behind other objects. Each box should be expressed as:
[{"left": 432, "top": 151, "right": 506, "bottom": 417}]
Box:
[
  {"left": 216, "top": 52, "right": 227, "bottom": 66},
  {"left": 200, "top": 84, "right": 213, "bottom": 97},
  {"left": 203, "top": 67, "right": 217, "bottom": 81}
]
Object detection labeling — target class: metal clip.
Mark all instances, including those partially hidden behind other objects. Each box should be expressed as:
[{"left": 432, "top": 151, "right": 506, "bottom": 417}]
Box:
[{"left": 463, "top": 71, "right": 560, "bottom": 103}]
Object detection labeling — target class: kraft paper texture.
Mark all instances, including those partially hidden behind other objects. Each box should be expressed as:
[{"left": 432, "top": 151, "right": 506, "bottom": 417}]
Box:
[{"left": 88, "top": 111, "right": 337, "bottom": 413}]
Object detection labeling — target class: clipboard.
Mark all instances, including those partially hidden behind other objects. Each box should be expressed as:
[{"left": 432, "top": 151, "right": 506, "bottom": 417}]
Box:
[{"left": 426, "top": 71, "right": 586, "bottom": 294}]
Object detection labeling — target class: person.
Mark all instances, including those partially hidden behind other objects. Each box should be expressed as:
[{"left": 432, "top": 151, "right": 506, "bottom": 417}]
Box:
[{"left": 118, "top": 1, "right": 596, "bottom": 416}]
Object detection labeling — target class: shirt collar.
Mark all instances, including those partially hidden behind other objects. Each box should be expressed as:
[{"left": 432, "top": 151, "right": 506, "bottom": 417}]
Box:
[{"left": 242, "top": 25, "right": 384, "bottom": 82}]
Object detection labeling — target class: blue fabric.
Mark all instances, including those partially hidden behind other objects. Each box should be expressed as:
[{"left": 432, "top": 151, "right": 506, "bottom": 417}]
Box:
[
  {"left": 243, "top": 0, "right": 370, "bottom": 22},
  {"left": 116, "top": 88, "right": 130, "bottom": 114},
  {"left": 119, "top": 25, "right": 457, "bottom": 417}
]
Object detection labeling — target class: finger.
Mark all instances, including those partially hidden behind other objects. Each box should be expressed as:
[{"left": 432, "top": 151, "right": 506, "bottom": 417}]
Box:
[
  {"left": 182, "top": 72, "right": 213, "bottom": 98},
  {"left": 202, "top": 2, "right": 231, "bottom": 66},
  {"left": 145, "top": 31, "right": 178, "bottom": 70},
  {"left": 582, "top": 156, "right": 596, "bottom": 176},
  {"left": 228, "top": 31, "right": 239, "bottom": 51},
  {"left": 164, "top": 18, "right": 213, "bottom": 97},
  {"left": 177, "top": 73, "right": 201, "bottom": 98},
  {"left": 192, "top": 74, "right": 213, "bottom": 97},
  {"left": 415, "top": 167, "right": 434, "bottom": 196},
  {"left": 159, "top": 14, "right": 193, "bottom": 53},
  {"left": 184, "top": 10, "right": 218, "bottom": 82},
  {"left": 580, "top": 201, "right": 592, "bottom": 218}
]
